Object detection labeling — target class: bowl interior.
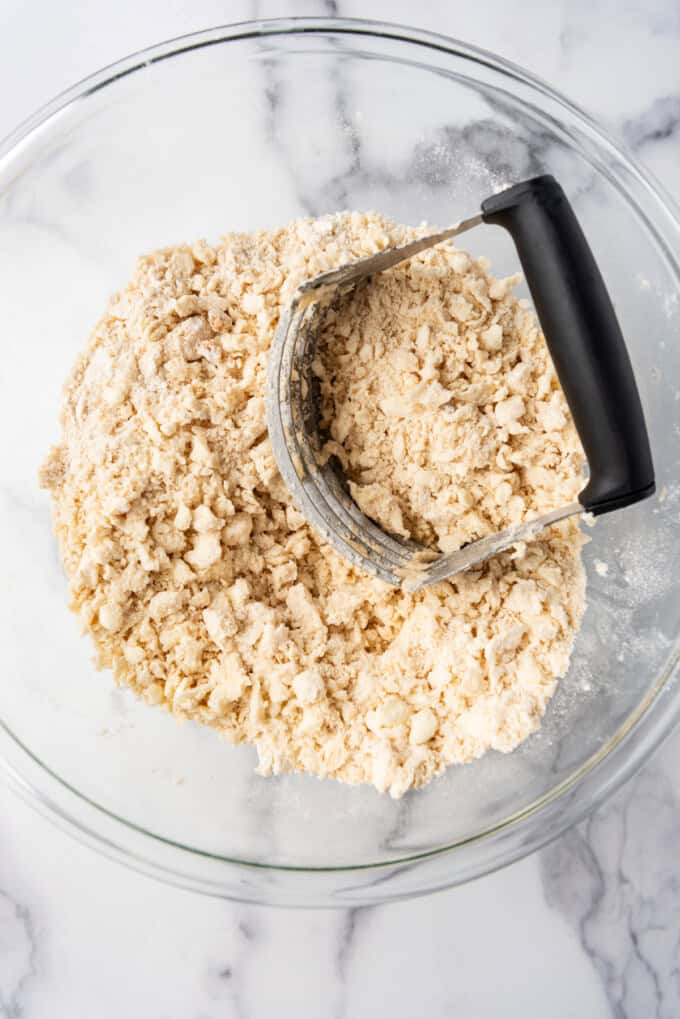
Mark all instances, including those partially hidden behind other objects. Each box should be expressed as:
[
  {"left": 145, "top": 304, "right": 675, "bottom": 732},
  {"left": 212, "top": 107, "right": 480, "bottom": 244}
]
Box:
[{"left": 1, "top": 23, "right": 680, "bottom": 874}]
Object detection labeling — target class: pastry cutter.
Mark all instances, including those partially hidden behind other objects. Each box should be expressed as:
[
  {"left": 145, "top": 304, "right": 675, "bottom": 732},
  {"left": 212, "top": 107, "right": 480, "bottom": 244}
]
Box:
[{"left": 266, "top": 175, "right": 655, "bottom": 589}]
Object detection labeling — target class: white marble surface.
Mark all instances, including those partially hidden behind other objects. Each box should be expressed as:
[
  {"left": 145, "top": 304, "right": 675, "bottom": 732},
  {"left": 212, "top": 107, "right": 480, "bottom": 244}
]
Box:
[{"left": 2, "top": 1, "right": 680, "bottom": 1016}]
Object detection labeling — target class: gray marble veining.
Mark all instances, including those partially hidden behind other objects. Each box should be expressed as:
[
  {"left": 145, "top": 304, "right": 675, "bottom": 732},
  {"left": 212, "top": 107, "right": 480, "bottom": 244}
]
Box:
[
  {"left": 0, "top": 890, "right": 37, "bottom": 1019},
  {"left": 624, "top": 95, "right": 680, "bottom": 152},
  {"left": 541, "top": 755, "right": 680, "bottom": 1018}
]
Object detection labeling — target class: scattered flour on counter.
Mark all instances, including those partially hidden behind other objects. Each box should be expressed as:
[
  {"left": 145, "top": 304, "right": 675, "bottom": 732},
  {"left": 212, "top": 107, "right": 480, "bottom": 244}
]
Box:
[
  {"left": 40, "top": 212, "right": 586, "bottom": 797},
  {"left": 594, "top": 560, "right": 609, "bottom": 577}
]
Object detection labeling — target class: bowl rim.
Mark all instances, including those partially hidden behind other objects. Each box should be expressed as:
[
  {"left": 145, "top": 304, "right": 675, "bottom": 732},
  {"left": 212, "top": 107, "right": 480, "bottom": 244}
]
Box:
[{"left": 2, "top": 14, "right": 680, "bottom": 904}]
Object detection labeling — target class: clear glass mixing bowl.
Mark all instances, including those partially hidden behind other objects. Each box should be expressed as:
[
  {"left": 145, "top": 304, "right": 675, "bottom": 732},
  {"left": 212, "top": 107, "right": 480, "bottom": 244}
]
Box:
[{"left": 2, "top": 18, "right": 680, "bottom": 907}]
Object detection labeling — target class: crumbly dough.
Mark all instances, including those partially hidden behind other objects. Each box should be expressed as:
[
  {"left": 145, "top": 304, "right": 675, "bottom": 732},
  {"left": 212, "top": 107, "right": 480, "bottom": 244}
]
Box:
[
  {"left": 317, "top": 257, "right": 580, "bottom": 552},
  {"left": 40, "top": 212, "right": 586, "bottom": 798}
]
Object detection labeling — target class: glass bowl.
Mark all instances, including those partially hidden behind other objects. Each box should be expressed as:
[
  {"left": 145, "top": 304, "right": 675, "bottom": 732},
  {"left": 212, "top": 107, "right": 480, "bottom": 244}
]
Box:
[{"left": 2, "top": 17, "right": 680, "bottom": 907}]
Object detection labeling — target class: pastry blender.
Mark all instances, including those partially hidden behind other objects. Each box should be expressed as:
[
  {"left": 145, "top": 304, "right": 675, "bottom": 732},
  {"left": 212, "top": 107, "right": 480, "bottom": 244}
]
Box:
[{"left": 266, "top": 176, "right": 655, "bottom": 589}]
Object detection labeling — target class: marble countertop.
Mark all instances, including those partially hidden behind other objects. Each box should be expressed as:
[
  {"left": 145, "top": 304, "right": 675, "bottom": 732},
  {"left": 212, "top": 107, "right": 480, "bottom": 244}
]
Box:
[{"left": 2, "top": 1, "right": 679, "bottom": 1016}]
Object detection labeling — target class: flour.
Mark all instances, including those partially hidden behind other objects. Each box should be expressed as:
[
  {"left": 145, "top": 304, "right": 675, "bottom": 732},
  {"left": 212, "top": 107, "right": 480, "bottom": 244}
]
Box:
[
  {"left": 40, "top": 211, "right": 586, "bottom": 798},
  {"left": 316, "top": 247, "right": 583, "bottom": 553}
]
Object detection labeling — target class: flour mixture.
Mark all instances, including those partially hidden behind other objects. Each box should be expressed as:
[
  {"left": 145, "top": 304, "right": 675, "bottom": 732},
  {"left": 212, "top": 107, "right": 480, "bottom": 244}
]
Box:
[{"left": 40, "top": 212, "right": 586, "bottom": 797}]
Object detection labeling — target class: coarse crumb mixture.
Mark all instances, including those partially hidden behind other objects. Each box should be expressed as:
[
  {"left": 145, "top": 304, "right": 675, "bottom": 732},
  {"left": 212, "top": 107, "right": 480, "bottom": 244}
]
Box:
[
  {"left": 317, "top": 253, "right": 580, "bottom": 552},
  {"left": 40, "top": 212, "right": 586, "bottom": 797}
]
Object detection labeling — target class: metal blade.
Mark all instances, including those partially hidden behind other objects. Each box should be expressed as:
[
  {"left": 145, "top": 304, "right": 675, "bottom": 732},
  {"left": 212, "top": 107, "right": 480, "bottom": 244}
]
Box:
[
  {"left": 298, "top": 214, "right": 484, "bottom": 297},
  {"left": 405, "top": 502, "right": 583, "bottom": 590}
]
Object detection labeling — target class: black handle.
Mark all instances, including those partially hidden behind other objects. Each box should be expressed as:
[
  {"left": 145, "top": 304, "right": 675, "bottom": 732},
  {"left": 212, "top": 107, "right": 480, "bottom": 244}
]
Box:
[{"left": 481, "top": 175, "right": 654, "bottom": 515}]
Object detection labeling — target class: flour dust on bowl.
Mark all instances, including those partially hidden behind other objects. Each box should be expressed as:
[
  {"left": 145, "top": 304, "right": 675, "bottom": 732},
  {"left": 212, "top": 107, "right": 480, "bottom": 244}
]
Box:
[{"left": 1, "top": 18, "right": 680, "bottom": 906}]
